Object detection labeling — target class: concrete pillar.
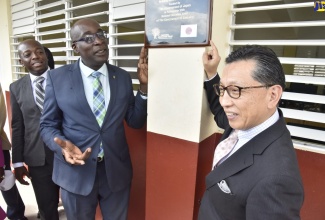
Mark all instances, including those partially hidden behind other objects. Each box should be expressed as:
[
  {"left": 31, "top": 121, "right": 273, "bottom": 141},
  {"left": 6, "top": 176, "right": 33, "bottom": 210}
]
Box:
[
  {"left": 144, "top": 1, "right": 232, "bottom": 219},
  {"left": 145, "top": 47, "right": 218, "bottom": 219}
]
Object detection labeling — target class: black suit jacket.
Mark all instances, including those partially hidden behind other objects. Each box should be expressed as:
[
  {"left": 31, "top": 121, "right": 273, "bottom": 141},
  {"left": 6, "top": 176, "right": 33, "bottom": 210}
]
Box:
[
  {"left": 10, "top": 74, "right": 52, "bottom": 166},
  {"left": 198, "top": 75, "right": 304, "bottom": 220}
]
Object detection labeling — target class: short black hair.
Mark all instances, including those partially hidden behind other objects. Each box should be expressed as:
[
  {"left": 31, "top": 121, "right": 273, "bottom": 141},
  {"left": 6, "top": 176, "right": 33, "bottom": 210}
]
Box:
[{"left": 226, "top": 45, "right": 285, "bottom": 90}]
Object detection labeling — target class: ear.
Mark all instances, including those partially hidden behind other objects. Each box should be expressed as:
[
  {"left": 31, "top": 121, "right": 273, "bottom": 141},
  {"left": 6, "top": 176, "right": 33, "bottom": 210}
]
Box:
[
  {"left": 72, "top": 43, "right": 79, "bottom": 54},
  {"left": 267, "top": 85, "right": 282, "bottom": 109},
  {"left": 19, "top": 59, "right": 24, "bottom": 67}
]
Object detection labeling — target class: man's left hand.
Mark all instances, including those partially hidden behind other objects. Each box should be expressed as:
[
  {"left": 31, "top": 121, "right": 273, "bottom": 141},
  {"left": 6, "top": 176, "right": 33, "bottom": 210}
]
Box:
[{"left": 54, "top": 137, "right": 92, "bottom": 165}]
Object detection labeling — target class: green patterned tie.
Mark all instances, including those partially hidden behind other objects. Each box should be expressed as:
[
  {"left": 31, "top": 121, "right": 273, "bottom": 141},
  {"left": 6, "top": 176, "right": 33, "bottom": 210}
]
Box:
[{"left": 92, "top": 71, "right": 106, "bottom": 160}]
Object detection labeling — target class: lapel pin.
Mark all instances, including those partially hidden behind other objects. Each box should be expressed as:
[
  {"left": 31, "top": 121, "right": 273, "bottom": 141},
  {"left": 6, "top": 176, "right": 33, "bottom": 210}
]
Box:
[{"left": 113, "top": 75, "right": 116, "bottom": 79}]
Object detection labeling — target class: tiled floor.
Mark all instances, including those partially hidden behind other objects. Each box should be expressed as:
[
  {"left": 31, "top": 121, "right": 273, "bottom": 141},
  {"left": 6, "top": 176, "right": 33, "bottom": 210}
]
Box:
[{"left": 0, "top": 181, "right": 66, "bottom": 220}]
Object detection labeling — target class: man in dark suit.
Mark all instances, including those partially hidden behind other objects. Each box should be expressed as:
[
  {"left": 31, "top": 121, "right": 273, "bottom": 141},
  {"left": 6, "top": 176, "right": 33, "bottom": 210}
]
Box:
[
  {"left": 40, "top": 18, "right": 148, "bottom": 219},
  {"left": 198, "top": 41, "right": 304, "bottom": 219},
  {"left": 10, "top": 39, "right": 60, "bottom": 220}
]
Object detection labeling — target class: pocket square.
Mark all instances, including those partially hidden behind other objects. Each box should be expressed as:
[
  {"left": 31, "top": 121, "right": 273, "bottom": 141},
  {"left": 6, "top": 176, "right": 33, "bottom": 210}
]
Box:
[{"left": 218, "top": 180, "right": 232, "bottom": 194}]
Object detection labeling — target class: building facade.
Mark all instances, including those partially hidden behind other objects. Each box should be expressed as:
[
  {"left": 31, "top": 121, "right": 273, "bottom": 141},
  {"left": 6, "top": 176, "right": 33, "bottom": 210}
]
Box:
[{"left": 0, "top": 0, "right": 324, "bottom": 219}]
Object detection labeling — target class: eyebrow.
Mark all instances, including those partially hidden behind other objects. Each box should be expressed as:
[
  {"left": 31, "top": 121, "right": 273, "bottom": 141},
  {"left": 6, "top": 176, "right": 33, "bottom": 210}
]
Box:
[{"left": 82, "top": 29, "right": 104, "bottom": 35}]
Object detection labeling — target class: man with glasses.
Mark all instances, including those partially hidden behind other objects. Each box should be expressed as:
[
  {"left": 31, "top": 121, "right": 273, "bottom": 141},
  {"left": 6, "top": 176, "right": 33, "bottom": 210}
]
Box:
[
  {"left": 40, "top": 18, "right": 148, "bottom": 219},
  {"left": 198, "top": 41, "right": 304, "bottom": 219}
]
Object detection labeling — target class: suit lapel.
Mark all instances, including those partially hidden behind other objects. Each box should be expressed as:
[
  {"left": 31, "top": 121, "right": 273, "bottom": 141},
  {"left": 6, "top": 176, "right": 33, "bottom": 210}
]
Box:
[
  {"left": 102, "top": 62, "right": 117, "bottom": 125},
  {"left": 68, "top": 60, "right": 98, "bottom": 129},
  {"left": 22, "top": 75, "right": 40, "bottom": 114},
  {"left": 206, "top": 114, "right": 287, "bottom": 189}
]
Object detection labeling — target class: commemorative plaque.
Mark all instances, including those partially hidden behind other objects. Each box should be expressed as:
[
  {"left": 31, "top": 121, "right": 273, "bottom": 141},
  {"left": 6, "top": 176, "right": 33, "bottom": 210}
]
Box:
[{"left": 145, "top": 0, "right": 213, "bottom": 47}]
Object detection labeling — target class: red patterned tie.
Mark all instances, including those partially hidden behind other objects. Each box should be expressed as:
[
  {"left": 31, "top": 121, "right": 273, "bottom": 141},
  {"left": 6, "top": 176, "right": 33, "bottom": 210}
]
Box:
[{"left": 212, "top": 130, "right": 238, "bottom": 169}]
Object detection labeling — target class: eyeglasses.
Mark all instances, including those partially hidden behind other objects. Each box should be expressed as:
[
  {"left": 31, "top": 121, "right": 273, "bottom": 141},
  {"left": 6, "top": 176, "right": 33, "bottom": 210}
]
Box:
[
  {"left": 73, "top": 31, "right": 108, "bottom": 44},
  {"left": 213, "top": 84, "right": 274, "bottom": 99}
]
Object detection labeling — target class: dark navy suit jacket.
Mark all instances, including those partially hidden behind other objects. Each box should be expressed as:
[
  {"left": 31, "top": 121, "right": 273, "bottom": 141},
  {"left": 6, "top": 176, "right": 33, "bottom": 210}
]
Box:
[{"left": 40, "top": 60, "right": 147, "bottom": 196}]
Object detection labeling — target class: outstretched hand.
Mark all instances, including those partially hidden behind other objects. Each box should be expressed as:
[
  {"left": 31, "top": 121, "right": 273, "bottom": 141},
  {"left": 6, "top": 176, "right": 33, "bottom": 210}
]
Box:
[
  {"left": 202, "top": 40, "right": 221, "bottom": 79},
  {"left": 54, "top": 137, "right": 92, "bottom": 165},
  {"left": 137, "top": 47, "right": 148, "bottom": 93}
]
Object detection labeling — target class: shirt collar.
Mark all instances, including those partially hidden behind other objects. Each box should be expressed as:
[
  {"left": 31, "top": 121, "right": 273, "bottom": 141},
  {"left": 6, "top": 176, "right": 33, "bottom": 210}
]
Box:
[
  {"left": 238, "top": 109, "right": 280, "bottom": 141},
  {"left": 29, "top": 67, "right": 50, "bottom": 83},
  {"left": 79, "top": 59, "right": 108, "bottom": 77}
]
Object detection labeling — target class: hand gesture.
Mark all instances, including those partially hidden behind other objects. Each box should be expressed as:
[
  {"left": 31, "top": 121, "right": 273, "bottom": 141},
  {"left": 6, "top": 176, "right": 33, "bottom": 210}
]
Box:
[
  {"left": 202, "top": 40, "right": 221, "bottom": 79},
  {"left": 137, "top": 47, "right": 148, "bottom": 93},
  {"left": 54, "top": 137, "right": 92, "bottom": 165},
  {"left": 14, "top": 166, "right": 31, "bottom": 185}
]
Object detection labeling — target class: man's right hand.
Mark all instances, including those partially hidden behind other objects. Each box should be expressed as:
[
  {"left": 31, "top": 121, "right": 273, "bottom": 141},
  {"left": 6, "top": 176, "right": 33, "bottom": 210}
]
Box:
[{"left": 14, "top": 166, "right": 31, "bottom": 185}]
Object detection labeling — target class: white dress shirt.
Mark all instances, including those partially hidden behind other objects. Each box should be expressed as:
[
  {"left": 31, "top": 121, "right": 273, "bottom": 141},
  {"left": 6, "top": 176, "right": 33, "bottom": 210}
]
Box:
[
  {"left": 224, "top": 110, "right": 280, "bottom": 161},
  {"left": 79, "top": 60, "right": 110, "bottom": 110}
]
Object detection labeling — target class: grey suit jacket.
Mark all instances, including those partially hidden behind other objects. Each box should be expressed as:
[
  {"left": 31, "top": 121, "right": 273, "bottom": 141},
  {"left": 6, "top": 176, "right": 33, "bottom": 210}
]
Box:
[
  {"left": 198, "top": 75, "right": 304, "bottom": 220},
  {"left": 10, "top": 75, "right": 47, "bottom": 166},
  {"left": 40, "top": 60, "right": 147, "bottom": 196}
]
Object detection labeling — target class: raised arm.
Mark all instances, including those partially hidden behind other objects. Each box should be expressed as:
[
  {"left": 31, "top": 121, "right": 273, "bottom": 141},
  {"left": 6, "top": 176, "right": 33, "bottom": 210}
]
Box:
[
  {"left": 202, "top": 40, "right": 221, "bottom": 79},
  {"left": 202, "top": 41, "right": 228, "bottom": 129},
  {"left": 137, "top": 47, "right": 148, "bottom": 94}
]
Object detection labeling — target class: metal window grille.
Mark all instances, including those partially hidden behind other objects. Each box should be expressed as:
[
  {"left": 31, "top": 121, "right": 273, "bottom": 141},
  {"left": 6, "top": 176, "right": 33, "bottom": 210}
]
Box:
[{"left": 230, "top": 0, "right": 325, "bottom": 149}]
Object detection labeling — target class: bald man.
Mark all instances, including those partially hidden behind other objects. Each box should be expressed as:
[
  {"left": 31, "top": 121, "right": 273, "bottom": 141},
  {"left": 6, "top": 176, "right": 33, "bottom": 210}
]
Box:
[{"left": 40, "top": 18, "right": 148, "bottom": 219}]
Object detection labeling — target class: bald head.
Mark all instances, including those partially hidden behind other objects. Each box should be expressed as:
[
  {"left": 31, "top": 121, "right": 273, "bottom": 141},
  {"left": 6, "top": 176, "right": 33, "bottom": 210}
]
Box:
[
  {"left": 71, "top": 18, "right": 101, "bottom": 42},
  {"left": 70, "top": 18, "right": 108, "bottom": 71}
]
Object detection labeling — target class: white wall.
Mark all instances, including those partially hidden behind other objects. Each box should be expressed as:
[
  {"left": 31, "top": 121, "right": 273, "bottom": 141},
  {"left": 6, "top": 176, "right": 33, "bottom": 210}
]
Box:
[
  {"left": 0, "top": 0, "right": 13, "bottom": 91},
  {"left": 0, "top": 0, "right": 13, "bottom": 139}
]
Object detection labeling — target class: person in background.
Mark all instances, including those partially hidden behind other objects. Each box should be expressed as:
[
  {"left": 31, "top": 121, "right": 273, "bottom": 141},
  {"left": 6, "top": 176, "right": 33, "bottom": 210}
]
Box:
[
  {"left": 43, "top": 46, "right": 55, "bottom": 70},
  {"left": 198, "top": 41, "right": 304, "bottom": 220},
  {"left": 40, "top": 18, "right": 148, "bottom": 220},
  {"left": 10, "top": 39, "right": 60, "bottom": 220},
  {"left": 0, "top": 84, "right": 27, "bottom": 220}
]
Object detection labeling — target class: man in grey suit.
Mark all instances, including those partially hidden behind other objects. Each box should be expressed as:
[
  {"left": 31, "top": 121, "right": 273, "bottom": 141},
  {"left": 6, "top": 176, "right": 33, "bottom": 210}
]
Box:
[
  {"left": 198, "top": 41, "right": 304, "bottom": 219},
  {"left": 10, "top": 39, "right": 60, "bottom": 220},
  {"left": 40, "top": 18, "right": 148, "bottom": 219}
]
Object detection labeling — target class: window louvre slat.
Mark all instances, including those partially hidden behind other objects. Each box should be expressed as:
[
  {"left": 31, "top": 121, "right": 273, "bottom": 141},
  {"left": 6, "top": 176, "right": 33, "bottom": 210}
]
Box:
[
  {"left": 285, "top": 75, "right": 325, "bottom": 85},
  {"left": 282, "top": 92, "right": 325, "bottom": 104},
  {"left": 230, "top": 40, "right": 325, "bottom": 46},
  {"left": 287, "top": 125, "right": 325, "bottom": 143},
  {"left": 281, "top": 108, "right": 325, "bottom": 124},
  {"left": 279, "top": 57, "right": 325, "bottom": 66},
  {"left": 232, "top": 2, "right": 312, "bottom": 12},
  {"left": 230, "top": 21, "right": 325, "bottom": 29}
]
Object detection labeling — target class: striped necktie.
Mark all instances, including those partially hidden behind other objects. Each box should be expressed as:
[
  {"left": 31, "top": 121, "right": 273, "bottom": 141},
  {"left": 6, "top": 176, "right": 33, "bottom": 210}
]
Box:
[
  {"left": 35, "top": 76, "right": 45, "bottom": 113},
  {"left": 91, "top": 71, "right": 106, "bottom": 160},
  {"left": 212, "top": 130, "right": 239, "bottom": 169}
]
